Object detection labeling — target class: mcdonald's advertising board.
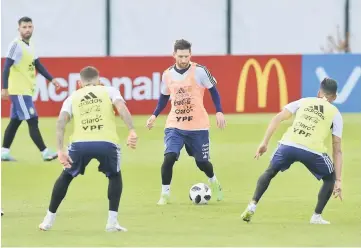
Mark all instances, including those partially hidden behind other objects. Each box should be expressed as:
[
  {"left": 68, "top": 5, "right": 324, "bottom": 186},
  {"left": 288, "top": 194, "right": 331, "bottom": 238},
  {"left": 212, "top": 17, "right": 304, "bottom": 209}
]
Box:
[{"left": 1, "top": 56, "right": 302, "bottom": 116}]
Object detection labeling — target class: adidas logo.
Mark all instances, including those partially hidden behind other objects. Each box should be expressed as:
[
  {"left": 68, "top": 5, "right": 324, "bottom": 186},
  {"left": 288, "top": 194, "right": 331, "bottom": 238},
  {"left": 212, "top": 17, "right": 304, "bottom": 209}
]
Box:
[
  {"left": 79, "top": 92, "right": 102, "bottom": 107},
  {"left": 304, "top": 105, "right": 325, "bottom": 120}
]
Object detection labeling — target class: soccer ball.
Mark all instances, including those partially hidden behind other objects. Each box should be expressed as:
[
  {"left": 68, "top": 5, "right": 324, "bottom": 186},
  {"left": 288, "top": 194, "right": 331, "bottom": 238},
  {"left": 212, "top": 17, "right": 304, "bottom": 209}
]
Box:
[{"left": 189, "top": 183, "right": 212, "bottom": 204}]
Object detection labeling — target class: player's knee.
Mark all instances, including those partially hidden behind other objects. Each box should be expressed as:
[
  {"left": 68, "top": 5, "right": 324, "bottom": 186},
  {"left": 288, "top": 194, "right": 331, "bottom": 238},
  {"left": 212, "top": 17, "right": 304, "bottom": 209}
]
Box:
[
  {"left": 264, "top": 166, "right": 279, "bottom": 179},
  {"left": 164, "top": 152, "right": 177, "bottom": 165},
  {"left": 7, "top": 119, "right": 22, "bottom": 131},
  {"left": 323, "top": 171, "right": 336, "bottom": 183},
  {"left": 26, "top": 116, "right": 39, "bottom": 128},
  {"left": 195, "top": 161, "right": 212, "bottom": 171}
]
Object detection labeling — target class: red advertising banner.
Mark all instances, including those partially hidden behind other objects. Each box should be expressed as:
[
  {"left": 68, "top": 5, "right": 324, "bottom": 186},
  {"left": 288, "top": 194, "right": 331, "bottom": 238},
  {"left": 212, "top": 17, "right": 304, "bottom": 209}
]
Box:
[{"left": 1, "top": 55, "right": 301, "bottom": 117}]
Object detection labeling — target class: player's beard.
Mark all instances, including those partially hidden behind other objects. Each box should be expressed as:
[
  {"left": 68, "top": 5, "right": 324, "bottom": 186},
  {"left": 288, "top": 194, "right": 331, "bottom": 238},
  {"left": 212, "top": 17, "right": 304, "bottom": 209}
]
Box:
[
  {"left": 22, "top": 33, "right": 32, "bottom": 41},
  {"left": 178, "top": 62, "right": 189, "bottom": 69}
]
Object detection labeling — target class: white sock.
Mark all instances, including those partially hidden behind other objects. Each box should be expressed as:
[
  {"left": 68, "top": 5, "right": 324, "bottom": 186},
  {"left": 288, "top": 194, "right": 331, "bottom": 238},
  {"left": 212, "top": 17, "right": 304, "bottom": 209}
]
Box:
[
  {"left": 46, "top": 210, "right": 56, "bottom": 220},
  {"left": 41, "top": 148, "right": 49, "bottom": 155},
  {"left": 162, "top": 185, "right": 170, "bottom": 195},
  {"left": 1, "top": 147, "right": 10, "bottom": 154},
  {"left": 108, "top": 210, "right": 118, "bottom": 223},
  {"left": 248, "top": 202, "right": 257, "bottom": 212},
  {"left": 312, "top": 213, "right": 321, "bottom": 218},
  {"left": 209, "top": 175, "right": 217, "bottom": 183}
]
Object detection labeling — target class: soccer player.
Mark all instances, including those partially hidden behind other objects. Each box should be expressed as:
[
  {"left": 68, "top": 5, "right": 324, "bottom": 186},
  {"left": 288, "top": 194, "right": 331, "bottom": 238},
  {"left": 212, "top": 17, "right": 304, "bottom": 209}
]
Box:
[
  {"left": 241, "top": 78, "right": 343, "bottom": 224},
  {"left": 146, "top": 39, "right": 226, "bottom": 205},
  {"left": 39, "top": 66, "right": 137, "bottom": 232},
  {"left": 1, "top": 16, "right": 59, "bottom": 161}
]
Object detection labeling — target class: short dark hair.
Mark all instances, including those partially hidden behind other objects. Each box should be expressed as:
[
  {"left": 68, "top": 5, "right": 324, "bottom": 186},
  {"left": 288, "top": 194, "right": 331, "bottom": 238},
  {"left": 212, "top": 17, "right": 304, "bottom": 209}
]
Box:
[
  {"left": 18, "top": 16, "right": 32, "bottom": 25},
  {"left": 174, "top": 39, "right": 192, "bottom": 52},
  {"left": 320, "top": 77, "right": 338, "bottom": 96},
  {"left": 80, "top": 66, "right": 99, "bottom": 81}
]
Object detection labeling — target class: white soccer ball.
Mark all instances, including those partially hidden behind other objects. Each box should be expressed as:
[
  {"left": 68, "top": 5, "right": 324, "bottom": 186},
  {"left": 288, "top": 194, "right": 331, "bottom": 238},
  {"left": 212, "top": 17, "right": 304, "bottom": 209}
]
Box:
[{"left": 189, "top": 183, "right": 212, "bottom": 204}]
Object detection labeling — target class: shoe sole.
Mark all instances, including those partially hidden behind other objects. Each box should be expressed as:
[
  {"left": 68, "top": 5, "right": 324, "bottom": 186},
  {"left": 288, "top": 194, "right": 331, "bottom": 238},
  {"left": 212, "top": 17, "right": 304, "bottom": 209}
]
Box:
[{"left": 44, "top": 155, "right": 58, "bottom": 162}]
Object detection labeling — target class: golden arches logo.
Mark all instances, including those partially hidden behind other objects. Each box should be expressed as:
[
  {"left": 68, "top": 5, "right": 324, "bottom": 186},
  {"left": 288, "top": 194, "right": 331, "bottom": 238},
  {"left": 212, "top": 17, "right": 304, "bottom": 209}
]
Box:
[{"left": 236, "top": 58, "right": 288, "bottom": 112}]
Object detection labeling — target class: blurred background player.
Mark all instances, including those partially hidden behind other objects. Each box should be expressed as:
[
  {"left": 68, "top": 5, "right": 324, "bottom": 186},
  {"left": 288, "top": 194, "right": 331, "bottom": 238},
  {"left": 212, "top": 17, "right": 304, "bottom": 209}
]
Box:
[
  {"left": 1, "top": 16, "right": 59, "bottom": 161},
  {"left": 39, "top": 66, "right": 138, "bottom": 232},
  {"left": 241, "top": 78, "right": 343, "bottom": 224},
  {"left": 146, "top": 39, "right": 226, "bottom": 205}
]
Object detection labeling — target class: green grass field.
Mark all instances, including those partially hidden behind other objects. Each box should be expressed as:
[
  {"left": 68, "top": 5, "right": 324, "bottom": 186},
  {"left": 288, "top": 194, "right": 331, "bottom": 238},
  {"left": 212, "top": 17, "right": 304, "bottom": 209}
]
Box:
[{"left": 1, "top": 114, "right": 361, "bottom": 247}]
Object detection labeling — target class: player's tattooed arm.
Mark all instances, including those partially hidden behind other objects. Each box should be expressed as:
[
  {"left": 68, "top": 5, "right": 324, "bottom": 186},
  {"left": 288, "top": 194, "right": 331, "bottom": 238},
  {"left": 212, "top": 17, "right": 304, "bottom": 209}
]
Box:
[
  {"left": 114, "top": 99, "right": 135, "bottom": 130},
  {"left": 332, "top": 135, "right": 343, "bottom": 181},
  {"left": 56, "top": 112, "right": 71, "bottom": 151}
]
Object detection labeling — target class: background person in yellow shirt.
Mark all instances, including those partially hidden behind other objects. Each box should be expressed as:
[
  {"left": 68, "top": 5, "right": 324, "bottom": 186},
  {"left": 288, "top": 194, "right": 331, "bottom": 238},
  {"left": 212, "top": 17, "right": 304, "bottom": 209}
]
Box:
[
  {"left": 241, "top": 78, "right": 343, "bottom": 225},
  {"left": 1, "top": 16, "right": 59, "bottom": 161},
  {"left": 39, "top": 66, "right": 137, "bottom": 232}
]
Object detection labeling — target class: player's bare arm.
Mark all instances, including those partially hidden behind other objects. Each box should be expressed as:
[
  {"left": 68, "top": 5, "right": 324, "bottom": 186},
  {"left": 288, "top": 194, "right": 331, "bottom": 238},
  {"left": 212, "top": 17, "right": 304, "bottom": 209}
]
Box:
[
  {"left": 332, "top": 135, "right": 343, "bottom": 200},
  {"left": 255, "top": 108, "right": 293, "bottom": 159},
  {"left": 56, "top": 111, "right": 72, "bottom": 168},
  {"left": 114, "top": 99, "right": 138, "bottom": 149}
]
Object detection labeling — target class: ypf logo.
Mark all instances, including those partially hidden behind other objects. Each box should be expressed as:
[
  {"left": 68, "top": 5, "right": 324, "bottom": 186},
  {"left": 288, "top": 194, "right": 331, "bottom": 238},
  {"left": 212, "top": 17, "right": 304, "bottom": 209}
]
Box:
[{"left": 236, "top": 58, "right": 288, "bottom": 112}]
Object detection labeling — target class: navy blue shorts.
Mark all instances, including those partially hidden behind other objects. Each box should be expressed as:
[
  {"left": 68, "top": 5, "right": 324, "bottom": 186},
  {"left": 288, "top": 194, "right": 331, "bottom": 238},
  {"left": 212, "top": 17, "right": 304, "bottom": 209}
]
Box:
[
  {"left": 164, "top": 128, "right": 210, "bottom": 161},
  {"left": 271, "top": 144, "right": 334, "bottom": 180},
  {"left": 65, "top": 141, "right": 120, "bottom": 178},
  {"left": 10, "top": 95, "right": 38, "bottom": 120}
]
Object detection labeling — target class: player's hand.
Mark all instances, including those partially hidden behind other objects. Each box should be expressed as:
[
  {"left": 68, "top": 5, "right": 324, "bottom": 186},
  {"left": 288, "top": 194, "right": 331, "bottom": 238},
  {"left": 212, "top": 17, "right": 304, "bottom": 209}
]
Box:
[
  {"left": 216, "top": 112, "right": 226, "bottom": 129},
  {"left": 51, "top": 79, "right": 61, "bottom": 90},
  {"left": 333, "top": 180, "right": 342, "bottom": 201},
  {"left": 127, "top": 129, "right": 138, "bottom": 149},
  {"left": 255, "top": 143, "right": 268, "bottom": 160},
  {"left": 146, "top": 115, "right": 157, "bottom": 130},
  {"left": 57, "top": 150, "right": 73, "bottom": 168},
  {"left": 1, "top": 89, "right": 9, "bottom": 100}
]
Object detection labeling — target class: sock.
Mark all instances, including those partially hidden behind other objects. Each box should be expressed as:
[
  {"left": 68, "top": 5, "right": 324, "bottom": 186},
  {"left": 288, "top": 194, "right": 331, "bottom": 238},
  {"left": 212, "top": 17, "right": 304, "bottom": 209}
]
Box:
[
  {"left": 162, "top": 185, "right": 170, "bottom": 195},
  {"left": 26, "top": 117, "right": 47, "bottom": 152},
  {"left": 161, "top": 153, "right": 177, "bottom": 185},
  {"left": 2, "top": 147, "right": 10, "bottom": 154},
  {"left": 41, "top": 148, "right": 49, "bottom": 155},
  {"left": 209, "top": 175, "right": 217, "bottom": 183},
  {"left": 46, "top": 209, "right": 56, "bottom": 219},
  {"left": 248, "top": 202, "right": 257, "bottom": 212},
  {"left": 314, "top": 172, "right": 335, "bottom": 214},
  {"left": 108, "top": 172, "right": 122, "bottom": 212},
  {"left": 252, "top": 165, "right": 279, "bottom": 203},
  {"left": 108, "top": 210, "right": 118, "bottom": 223},
  {"left": 48, "top": 171, "right": 74, "bottom": 213},
  {"left": 2, "top": 119, "right": 22, "bottom": 149},
  {"left": 195, "top": 161, "right": 215, "bottom": 178}
]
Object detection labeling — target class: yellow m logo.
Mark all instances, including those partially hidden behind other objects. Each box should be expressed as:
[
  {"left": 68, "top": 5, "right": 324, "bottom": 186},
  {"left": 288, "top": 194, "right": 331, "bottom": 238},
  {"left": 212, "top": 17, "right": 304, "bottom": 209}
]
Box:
[{"left": 236, "top": 58, "right": 288, "bottom": 112}]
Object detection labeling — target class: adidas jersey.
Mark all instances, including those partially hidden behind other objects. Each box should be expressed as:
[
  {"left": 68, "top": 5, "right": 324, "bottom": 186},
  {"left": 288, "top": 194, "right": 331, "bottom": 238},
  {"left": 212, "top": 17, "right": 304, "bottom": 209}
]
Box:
[
  {"left": 160, "top": 63, "right": 217, "bottom": 95},
  {"left": 61, "top": 86, "right": 124, "bottom": 116},
  {"left": 280, "top": 97, "right": 343, "bottom": 154}
]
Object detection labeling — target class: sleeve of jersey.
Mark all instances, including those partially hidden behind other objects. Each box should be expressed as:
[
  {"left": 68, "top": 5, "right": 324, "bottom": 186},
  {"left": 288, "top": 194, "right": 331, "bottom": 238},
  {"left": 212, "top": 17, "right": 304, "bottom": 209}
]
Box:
[
  {"left": 160, "top": 72, "right": 170, "bottom": 95},
  {"left": 198, "top": 66, "right": 217, "bottom": 89},
  {"left": 60, "top": 97, "right": 72, "bottom": 117},
  {"left": 284, "top": 99, "right": 301, "bottom": 114},
  {"left": 6, "top": 42, "right": 22, "bottom": 63},
  {"left": 332, "top": 111, "right": 343, "bottom": 138},
  {"left": 107, "top": 87, "right": 125, "bottom": 103}
]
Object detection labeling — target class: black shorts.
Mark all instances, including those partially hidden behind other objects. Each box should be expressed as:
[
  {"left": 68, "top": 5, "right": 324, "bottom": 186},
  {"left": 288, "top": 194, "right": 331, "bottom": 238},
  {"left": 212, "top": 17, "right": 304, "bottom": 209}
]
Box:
[{"left": 65, "top": 141, "right": 120, "bottom": 178}]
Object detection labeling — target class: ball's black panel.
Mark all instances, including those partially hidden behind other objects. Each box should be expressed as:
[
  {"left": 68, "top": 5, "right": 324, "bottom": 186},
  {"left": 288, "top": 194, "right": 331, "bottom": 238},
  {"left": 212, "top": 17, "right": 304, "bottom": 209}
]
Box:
[
  {"left": 204, "top": 194, "right": 211, "bottom": 201},
  {"left": 195, "top": 195, "right": 201, "bottom": 204}
]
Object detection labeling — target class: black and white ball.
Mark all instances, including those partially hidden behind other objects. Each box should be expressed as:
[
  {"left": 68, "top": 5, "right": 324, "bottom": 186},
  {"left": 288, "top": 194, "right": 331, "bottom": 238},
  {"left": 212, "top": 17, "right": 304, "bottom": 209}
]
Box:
[{"left": 189, "top": 183, "right": 212, "bottom": 204}]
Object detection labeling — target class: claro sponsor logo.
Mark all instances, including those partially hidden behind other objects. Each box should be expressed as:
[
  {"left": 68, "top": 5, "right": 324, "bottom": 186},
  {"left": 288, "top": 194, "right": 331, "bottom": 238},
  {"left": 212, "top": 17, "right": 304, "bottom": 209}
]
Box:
[
  {"left": 33, "top": 72, "right": 163, "bottom": 102},
  {"left": 236, "top": 58, "right": 288, "bottom": 112}
]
